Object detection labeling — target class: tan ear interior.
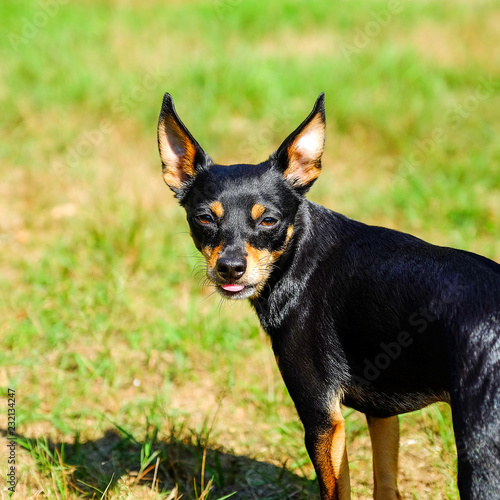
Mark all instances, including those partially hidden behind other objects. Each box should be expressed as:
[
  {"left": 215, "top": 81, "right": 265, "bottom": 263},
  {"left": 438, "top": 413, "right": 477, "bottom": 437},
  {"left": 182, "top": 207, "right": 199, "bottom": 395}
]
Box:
[
  {"left": 283, "top": 113, "right": 325, "bottom": 188},
  {"left": 158, "top": 115, "right": 196, "bottom": 190}
]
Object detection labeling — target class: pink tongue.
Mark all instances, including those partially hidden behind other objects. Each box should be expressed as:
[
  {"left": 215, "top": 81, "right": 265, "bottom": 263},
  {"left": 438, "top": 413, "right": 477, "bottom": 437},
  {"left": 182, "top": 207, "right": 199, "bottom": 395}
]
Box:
[{"left": 221, "top": 284, "right": 245, "bottom": 292}]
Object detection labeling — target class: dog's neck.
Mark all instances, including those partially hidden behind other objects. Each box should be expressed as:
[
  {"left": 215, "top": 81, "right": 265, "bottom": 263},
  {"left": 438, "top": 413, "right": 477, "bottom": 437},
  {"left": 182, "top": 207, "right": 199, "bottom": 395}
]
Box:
[{"left": 250, "top": 201, "right": 331, "bottom": 331}]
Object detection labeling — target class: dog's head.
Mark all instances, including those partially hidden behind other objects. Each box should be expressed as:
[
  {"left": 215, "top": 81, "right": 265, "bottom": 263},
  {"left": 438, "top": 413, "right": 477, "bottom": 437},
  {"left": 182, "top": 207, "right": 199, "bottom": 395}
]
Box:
[{"left": 157, "top": 93, "right": 326, "bottom": 300}]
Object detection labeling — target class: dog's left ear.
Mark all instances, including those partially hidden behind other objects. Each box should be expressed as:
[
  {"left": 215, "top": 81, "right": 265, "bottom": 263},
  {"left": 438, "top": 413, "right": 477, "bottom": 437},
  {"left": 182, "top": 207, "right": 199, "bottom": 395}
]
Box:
[{"left": 272, "top": 93, "right": 326, "bottom": 192}]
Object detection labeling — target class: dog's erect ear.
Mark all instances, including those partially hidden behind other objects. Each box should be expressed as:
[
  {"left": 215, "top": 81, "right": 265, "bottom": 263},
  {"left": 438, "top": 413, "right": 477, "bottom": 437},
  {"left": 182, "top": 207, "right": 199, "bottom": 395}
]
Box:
[
  {"left": 272, "top": 93, "right": 326, "bottom": 192},
  {"left": 157, "top": 93, "right": 210, "bottom": 194}
]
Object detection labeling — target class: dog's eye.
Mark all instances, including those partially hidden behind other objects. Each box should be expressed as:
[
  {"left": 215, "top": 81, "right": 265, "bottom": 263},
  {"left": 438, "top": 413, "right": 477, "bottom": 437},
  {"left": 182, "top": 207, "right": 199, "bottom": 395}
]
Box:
[
  {"left": 260, "top": 217, "right": 278, "bottom": 227},
  {"left": 197, "top": 214, "right": 214, "bottom": 224}
]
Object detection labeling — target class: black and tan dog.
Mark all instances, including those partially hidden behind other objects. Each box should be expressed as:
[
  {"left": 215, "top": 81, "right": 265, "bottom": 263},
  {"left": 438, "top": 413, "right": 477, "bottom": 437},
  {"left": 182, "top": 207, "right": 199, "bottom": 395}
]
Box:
[{"left": 157, "top": 92, "right": 500, "bottom": 500}]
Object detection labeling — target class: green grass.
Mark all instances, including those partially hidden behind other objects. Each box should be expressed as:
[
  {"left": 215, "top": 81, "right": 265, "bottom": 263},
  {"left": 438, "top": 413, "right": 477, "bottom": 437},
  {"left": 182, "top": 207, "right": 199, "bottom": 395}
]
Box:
[{"left": 1, "top": 0, "right": 499, "bottom": 498}]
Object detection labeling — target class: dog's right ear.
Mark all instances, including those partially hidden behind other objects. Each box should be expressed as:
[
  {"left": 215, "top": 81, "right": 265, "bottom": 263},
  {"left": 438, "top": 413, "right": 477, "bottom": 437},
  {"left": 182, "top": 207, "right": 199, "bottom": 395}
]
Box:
[{"left": 157, "top": 93, "right": 210, "bottom": 195}]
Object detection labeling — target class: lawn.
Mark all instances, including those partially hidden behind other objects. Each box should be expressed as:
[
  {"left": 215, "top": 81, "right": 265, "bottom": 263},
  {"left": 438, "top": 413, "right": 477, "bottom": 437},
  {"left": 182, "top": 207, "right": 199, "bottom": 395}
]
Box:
[{"left": 0, "top": 0, "right": 499, "bottom": 498}]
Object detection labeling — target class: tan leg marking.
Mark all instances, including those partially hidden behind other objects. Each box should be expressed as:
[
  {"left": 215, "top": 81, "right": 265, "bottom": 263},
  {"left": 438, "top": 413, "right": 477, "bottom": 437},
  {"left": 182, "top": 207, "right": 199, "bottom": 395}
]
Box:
[
  {"left": 314, "top": 401, "right": 351, "bottom": 500},
  {"left": 366, "top": 415, "right": 402, "bottom": 500}
]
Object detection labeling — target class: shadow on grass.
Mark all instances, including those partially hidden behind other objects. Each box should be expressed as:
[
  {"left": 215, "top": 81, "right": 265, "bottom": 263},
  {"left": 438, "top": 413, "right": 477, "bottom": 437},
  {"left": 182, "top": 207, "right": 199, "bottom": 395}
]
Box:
[{"left": 2, "top": 427, "right": 319, "bottom": 499}]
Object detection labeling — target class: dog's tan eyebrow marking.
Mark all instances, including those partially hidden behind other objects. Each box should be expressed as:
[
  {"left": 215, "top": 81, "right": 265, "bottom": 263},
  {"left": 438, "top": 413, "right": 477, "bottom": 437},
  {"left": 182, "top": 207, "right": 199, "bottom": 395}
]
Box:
[
  {"left": 251, "top": 203, "right": 266, "bottom": 220},
  {"left": 209, "top": 201, "right": 224, "bottom": 218}
]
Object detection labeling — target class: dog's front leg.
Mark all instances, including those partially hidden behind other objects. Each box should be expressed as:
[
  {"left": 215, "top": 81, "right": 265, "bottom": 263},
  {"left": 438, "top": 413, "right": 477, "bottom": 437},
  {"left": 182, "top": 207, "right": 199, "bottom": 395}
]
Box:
[
  {"left": 303, "top": 402, "right": 351, "bottom": 500},
  {"left": 366, "top": 415, "right": 402, "bottom": 500}
]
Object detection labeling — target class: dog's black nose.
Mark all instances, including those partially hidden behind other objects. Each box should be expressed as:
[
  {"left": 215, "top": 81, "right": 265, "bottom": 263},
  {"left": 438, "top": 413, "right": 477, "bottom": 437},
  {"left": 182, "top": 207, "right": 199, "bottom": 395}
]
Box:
[{"left": 216, "top": 256, "right": 247, "bottom": 281}]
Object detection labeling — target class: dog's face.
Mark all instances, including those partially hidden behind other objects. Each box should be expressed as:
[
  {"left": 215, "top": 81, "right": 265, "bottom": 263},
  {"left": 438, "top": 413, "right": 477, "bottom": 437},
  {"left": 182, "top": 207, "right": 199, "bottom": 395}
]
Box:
[
  {"left": 157, "top": 93, "right": 326, "bottom": 300},
  {"left": 184, "top": 164, "right": 298, "bottom": 300}
]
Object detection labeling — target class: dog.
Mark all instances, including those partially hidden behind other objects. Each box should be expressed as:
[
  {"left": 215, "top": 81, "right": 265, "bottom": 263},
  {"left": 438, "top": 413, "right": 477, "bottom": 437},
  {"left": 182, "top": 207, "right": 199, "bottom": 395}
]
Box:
[{"left": 157, "top": 92, "right": 500, "bottom": 500}]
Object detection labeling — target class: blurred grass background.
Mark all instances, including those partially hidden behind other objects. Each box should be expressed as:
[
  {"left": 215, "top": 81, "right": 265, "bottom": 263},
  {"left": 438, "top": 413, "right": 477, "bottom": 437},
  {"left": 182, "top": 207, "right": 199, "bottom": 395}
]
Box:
[{"left": 0, "top": 0, "right": 499, "bottom": 498}]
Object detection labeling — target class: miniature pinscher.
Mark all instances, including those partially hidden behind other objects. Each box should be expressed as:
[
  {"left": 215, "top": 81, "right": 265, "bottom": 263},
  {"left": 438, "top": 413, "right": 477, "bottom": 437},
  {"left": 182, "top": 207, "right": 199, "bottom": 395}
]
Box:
[{"left": 157, "top": 92, "right": 500, "bottom": 500}]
